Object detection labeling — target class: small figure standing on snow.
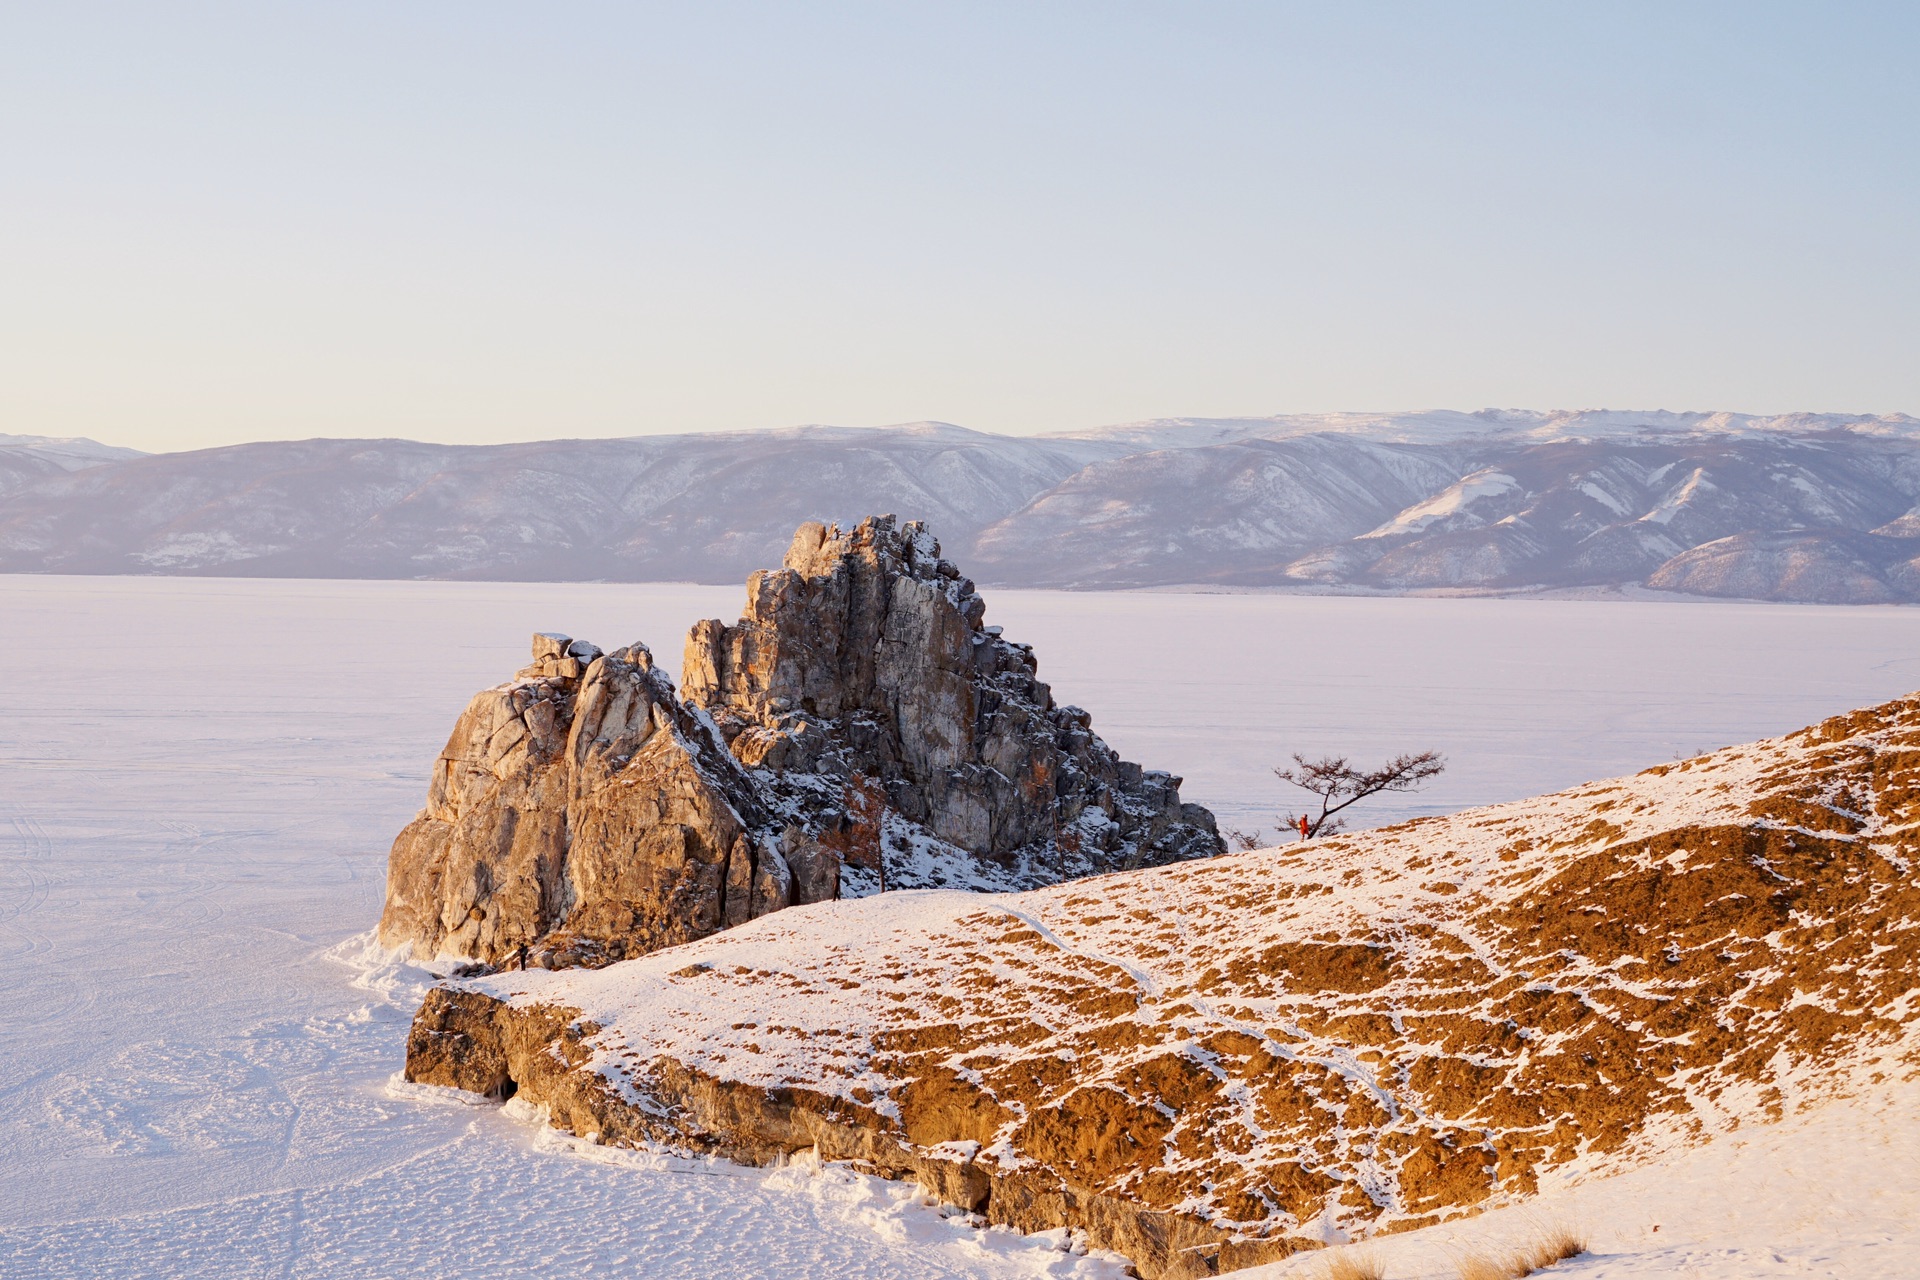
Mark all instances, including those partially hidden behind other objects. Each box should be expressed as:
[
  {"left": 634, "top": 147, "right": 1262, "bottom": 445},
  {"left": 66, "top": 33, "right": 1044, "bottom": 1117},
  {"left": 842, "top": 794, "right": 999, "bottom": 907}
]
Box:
[
  {"left": 1297, "top": 814, "right": 1310, "bottom": 841},
  {"left": 516, "top": 942, "right": 530, "bottom": 971}
]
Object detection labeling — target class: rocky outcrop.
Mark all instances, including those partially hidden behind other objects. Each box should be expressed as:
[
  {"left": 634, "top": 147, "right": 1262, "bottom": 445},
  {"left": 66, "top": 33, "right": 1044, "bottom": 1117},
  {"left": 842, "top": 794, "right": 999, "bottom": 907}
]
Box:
[
  {"left": 405, "top": 692, "right": 1920, "bottom": 1276},
  {"left": 683, "top": 517, "right": 1220, "bottom": 887},
  {"left": 376, "top": 635, "right": 794, "bottom": 968},
  {"left": 378, "top": 516, "right": 1221, "bottom": 967}
]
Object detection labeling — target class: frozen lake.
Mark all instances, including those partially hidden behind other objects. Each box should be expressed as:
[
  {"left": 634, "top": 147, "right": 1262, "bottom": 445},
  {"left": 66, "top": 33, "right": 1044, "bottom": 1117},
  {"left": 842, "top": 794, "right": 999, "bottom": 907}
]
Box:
[{"left": 5, "top": 576, "right": 1920, "bottom": 1277}]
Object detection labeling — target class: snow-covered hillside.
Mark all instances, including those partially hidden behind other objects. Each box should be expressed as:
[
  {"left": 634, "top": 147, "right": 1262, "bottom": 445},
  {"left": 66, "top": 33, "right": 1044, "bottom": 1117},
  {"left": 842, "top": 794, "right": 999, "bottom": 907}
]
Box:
[
  {"left": 0, "top": 432, "right": 144, "bottom": 497},
  {"left": 8, "top": 412, "right": 1920, "bottom": 600},
  {"left": 412, "top": 694, "right": 1920, "bottom": 1276},
  {"left": 1056, "top": 408, "right": 1920, "bottom": 449},
  {"left": 0, "top": 424, "right": 1114, "bottom": 581},
  {"left": 1247, "top": 1077, "right": 1920, "bottom": 1279},
  {"left": 966, "top": 431, "right": 1920, "bottom": 594}
]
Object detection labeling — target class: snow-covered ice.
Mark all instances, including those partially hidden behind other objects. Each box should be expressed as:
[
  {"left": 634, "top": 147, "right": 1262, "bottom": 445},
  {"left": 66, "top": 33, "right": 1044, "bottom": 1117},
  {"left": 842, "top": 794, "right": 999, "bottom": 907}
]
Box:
[{"left": 3, "top": 575, "right": 1919, "bottom": 1277}]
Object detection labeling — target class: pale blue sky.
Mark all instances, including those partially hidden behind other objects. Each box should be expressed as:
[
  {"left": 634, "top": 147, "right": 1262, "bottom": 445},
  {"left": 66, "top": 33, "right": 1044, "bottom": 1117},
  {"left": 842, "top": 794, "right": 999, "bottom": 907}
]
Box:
[{"left": 2, "top": 3, "right": 1915, "bottom": 451}]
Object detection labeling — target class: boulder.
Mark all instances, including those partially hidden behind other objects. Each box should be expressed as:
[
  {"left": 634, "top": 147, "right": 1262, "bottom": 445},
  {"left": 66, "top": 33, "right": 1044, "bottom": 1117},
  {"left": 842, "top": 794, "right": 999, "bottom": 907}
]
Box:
[{"left": 378, "top": 516, "right": 1221, "bottom": 967}]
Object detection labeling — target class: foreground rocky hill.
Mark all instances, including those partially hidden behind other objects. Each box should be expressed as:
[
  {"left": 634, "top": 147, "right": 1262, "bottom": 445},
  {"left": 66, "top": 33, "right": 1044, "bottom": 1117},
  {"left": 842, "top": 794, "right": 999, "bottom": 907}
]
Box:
[
  {"left": 404, "top": 691, "right": 1920, "bottom": 1278},
  {"left": 10, "top": 411, "right": 1920, "bottom": 600},
  {"left": 378, "top": 516, "right": 1219, "bottom": 968}
]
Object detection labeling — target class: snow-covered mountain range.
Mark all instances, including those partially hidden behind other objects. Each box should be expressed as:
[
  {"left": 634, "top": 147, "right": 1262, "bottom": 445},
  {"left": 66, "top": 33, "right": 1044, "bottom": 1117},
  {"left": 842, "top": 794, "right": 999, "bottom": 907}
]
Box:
[{"left": 6, "top": 410, "right": 1920, "bottom": 601}]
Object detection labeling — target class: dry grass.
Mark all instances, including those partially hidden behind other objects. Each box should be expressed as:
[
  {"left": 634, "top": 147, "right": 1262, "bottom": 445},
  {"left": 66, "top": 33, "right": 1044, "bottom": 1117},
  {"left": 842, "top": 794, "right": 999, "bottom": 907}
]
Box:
[
  {"left": 1513, "top": 1225, "right": 1587, "bottom": 1272},
  {"left": 1454, "top": 1225, "right": 1588, "bottom": 1280},
  {"left": 1455, "top": 1254, "right": 1513, "bottom": 1280},
  {"left": 1319, "top": 1248, "right": 1386, "bottom": 1280}
]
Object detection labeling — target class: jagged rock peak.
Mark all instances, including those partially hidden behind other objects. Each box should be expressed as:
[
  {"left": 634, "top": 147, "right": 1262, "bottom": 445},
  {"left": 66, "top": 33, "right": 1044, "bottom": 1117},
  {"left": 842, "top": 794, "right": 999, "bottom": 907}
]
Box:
[
  {"left": 683, "top": 514, "right": 1219, "bottom": 881},
  {"left": 377, "top": 515, "right": 1221, "bottom": 969}
]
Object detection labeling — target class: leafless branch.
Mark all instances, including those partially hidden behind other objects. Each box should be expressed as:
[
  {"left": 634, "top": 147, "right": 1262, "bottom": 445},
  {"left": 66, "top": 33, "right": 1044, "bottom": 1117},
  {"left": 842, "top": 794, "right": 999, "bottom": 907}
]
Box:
[{"left": 1275, "top": 750, "right": 1445, "bottom": 839}]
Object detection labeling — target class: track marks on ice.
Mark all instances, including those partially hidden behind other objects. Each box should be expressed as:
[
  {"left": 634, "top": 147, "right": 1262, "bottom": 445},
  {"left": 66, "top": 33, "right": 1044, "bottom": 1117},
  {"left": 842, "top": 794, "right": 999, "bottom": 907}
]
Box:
[
  {"left": 0, "top": 812, "right": 53, "bottom": 945},
  {"left": 50, "top": 1038, "right": 300, "bottom": 1159},
  {"left": 1, "top": 1103, "right": 1130, "bottom": 1280}
]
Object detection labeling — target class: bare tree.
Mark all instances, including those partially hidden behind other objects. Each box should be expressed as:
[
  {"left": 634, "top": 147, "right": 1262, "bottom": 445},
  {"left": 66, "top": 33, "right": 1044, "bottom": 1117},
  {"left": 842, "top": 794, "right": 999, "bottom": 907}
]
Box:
[
  {"left": 1221, "top": 826, "right": 1265, "bottom": 851},
  {"left": 1276, "top": 751, "right": 1445, "bottom": 839}
]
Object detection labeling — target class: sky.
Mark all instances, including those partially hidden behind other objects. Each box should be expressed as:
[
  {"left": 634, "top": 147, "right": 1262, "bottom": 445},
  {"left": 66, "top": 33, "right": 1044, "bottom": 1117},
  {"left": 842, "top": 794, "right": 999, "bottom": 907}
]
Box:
[{"left": 2, "top": 2, "right": 1916, "bottom": 453}]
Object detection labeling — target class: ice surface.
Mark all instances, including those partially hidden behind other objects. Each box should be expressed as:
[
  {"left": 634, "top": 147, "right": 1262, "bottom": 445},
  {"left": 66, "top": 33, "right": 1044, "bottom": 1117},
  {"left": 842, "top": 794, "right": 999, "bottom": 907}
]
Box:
[
  {"left": 983, "top": 588, "right": 1920, "bottom": 843},
  {"left": 3, "top": 575, "right": 1919, "bottom": 1277}
]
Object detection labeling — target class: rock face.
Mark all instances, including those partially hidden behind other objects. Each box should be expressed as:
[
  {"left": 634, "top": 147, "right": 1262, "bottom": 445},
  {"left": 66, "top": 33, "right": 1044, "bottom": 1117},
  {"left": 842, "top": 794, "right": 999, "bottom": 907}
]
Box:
[
  {"left": 378, "top": 516, "right": 1220, "bottom": 967},
  {"left": 683, "top": 517, "right": 1219, "bottom": 885},
  {"left": 404, "top": 692, "right": 1920, "bottom": 1277},
  {"left": 376, "top": 636, "right": 783, "bottom": 968}
]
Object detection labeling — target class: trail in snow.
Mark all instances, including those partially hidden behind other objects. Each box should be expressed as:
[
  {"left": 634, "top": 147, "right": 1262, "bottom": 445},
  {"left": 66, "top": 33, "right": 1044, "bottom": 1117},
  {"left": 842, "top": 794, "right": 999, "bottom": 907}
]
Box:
[{"left": 2, "top": 575, "right": 1919, "bottom": 1276}]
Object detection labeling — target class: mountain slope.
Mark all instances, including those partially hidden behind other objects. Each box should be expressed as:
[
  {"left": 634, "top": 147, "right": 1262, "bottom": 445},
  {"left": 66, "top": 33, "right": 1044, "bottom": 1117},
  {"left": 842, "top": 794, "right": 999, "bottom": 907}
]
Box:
[
  {"left": 969, "top": 431, "right": 1920, "bottom": 594},
  {"left": 0, "top": 425, "right": 1113, "bottom": 580},
  {"left": 964, "top": 436, "right": 1466, "bottom": 587},
  {"left": 404, "top": 693, "right": 1920, "bottom": 1277},
  {"left": 10, "top": 412, "right": 1920, "bottom": 598},
  {"left": 1055, "top": 408, "right": 1920, "bottom": 450},
  {"left": 0, "top": 433, "right": 145, "bottom": 498}
]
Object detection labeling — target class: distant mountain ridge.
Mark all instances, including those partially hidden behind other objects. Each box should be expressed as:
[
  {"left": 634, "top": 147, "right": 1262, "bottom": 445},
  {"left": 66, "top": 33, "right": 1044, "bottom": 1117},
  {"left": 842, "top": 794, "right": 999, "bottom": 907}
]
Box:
[
  {"left": 0, "top": 432, "right": 150, "bottom": 498},
  {"left": 1056, "top": 408, "right": 1920, "bottom": 448},
  {"left": 5, "top": 411, "right": 1920, "bottom": 602}
]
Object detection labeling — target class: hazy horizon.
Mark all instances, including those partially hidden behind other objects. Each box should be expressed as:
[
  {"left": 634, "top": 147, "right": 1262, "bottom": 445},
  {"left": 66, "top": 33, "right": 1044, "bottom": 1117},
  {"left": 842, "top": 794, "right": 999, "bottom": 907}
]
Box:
[
  {"left": 4, "top": 4, "right": 1916, "bottom": 454},
  {"left": 15, "top": 404, "right": 1920, "bottom": 459}
]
